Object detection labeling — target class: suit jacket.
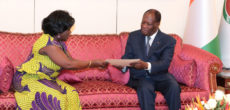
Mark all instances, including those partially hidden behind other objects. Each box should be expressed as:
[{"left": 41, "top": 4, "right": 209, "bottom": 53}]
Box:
[{"left": 122, "top": 30, "right": 176, "bottom": 79}]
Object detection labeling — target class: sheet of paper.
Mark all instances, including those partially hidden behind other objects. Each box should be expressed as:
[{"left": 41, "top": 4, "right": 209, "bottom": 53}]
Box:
[{"left": 106, "top": 59, "right": 140, "bottom": 67}]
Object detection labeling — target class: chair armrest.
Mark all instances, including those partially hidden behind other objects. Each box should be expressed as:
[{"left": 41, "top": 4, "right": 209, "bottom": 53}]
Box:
[{"left": 179, "top": 44, "right": 222, "bottom": 93}]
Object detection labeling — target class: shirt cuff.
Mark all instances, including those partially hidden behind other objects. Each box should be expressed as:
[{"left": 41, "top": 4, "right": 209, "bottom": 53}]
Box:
[
  {"left": 122, "top": 66, "right": 127, "bottom": 73},
  {"left": 145, "top": 62, "right": 151, "bottom": 73}
]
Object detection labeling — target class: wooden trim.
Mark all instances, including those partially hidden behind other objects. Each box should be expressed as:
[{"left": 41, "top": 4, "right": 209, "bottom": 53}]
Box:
[{"left": 209, "top": 63, "right": 222, "bottom": 93}]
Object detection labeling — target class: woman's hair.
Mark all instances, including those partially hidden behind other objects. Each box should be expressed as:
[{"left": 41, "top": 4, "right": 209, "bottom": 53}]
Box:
[{"left": 42, "top": 10, "right": 75, "bottom": 37}]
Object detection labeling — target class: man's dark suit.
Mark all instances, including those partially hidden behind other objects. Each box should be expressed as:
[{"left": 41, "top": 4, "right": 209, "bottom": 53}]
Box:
[{"left": 122, "top": 30, "right": 181, "bottom": 110}]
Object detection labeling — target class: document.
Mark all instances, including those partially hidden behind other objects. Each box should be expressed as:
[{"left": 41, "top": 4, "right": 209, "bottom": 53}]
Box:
[{"left": 106, "top": 59, "right": 140, "bottom": 67}]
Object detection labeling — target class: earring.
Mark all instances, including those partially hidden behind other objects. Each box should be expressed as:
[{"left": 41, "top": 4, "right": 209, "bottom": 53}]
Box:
[{"left": 57, "top": 35, "right": 61, "bottom": 39}]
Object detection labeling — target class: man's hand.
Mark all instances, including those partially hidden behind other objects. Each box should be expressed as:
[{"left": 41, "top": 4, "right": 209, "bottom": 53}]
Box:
[{"left": 130, "top": 60, "right": 148, "bottom": 70}]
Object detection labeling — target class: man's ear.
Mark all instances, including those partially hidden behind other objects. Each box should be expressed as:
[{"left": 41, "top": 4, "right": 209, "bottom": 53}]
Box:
[{"left": 155, "top": 22, "right": 160, "bottom": 27}]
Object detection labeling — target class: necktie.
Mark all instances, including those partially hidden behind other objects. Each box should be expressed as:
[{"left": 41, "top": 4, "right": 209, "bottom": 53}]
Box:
[{"left": 146, "top": 36, "right": 151, "bottom": 55}]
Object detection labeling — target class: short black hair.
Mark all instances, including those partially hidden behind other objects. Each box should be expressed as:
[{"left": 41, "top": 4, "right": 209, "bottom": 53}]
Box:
[
  {"left": 42, "top": 10, "right": 75, "bottom": 37},
  {"left": 144, "top": 9, "right": 161, "bottom": 23}
]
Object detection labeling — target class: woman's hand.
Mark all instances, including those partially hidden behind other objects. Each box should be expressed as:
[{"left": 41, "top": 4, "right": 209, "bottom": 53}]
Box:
[
  {"left": 91, "top": 60, "right": 109, "bottom": 69},
  {"left": 113, "top": 65, "right": 125, "bottom": 71}
]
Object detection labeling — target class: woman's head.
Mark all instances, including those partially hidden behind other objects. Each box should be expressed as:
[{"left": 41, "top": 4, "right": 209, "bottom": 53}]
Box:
[{"left": 42, "top": 10, "right": 75, "bottom": 41}]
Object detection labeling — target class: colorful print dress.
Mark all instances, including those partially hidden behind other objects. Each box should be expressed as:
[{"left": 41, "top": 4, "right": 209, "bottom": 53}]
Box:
[{"left": 13, "top": 34, "right": 81, "bottom": 110}]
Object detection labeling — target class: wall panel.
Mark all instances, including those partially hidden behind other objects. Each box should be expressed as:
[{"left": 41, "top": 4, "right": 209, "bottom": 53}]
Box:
[
  {"left": 34, "top": 0, "right": 117, "bottom": 34},
  {"left": 117, "top": 0, "right": 189, "bottom": 37},
  {"left": 0, "top": 0, "right": 34, "bottom": 33},
  {"left": 0, "top": 0, "right": 225, "bottom": 36}
]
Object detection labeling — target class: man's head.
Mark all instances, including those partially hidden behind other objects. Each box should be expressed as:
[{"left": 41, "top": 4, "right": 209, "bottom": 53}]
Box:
[{"left": 141, "top": 9, "right": 161, "bottom": 36}]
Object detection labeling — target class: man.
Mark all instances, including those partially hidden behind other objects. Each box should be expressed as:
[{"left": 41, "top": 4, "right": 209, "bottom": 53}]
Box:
[{"left": 121, "top": 9, "right": 181, "bottom": 110}]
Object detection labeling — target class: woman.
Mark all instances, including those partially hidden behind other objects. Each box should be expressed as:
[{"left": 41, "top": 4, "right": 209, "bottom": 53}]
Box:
[{"left": 13, "top": 10, "right": 108, "bottom": 110}]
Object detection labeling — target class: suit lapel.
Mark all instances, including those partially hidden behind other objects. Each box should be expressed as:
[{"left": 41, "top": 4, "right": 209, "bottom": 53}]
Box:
[
  {"left": 139, "top": 34, "right": 147, "bottom": 56},
  {"left": 147, "top": 30, "right": 162, "bottom": 56}
]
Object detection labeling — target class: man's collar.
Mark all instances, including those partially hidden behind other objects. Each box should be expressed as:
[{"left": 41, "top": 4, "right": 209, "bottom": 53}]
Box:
[{"left": 149, "top": 30, "right": 158, "bottom": 39}]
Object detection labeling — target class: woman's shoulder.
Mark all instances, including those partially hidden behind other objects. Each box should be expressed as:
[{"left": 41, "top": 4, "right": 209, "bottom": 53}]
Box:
[
  {"left": 32, "top": 34, "right": 51, "bottom": 51},
  {"left": 35, "top": 34, "right": 50, "bottom": 44}
]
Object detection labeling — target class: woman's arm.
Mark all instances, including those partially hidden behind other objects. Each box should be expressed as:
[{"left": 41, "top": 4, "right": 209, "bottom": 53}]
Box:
[
  {"left": 39, "top": 45, "right": 107, "bottom": 70},
  {"left": 66, "top": 50, "right": 74, "bottom": 60}
]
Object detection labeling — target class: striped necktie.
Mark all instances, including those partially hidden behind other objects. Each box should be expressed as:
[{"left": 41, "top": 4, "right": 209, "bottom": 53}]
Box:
[{"left": 146, "top": 36, "right": 151, "bottom": 55}]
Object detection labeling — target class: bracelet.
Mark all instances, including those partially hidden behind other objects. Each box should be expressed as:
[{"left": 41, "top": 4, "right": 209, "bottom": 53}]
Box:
[{"left": 88, "top": 60, "right": 92, "bottom": 68}]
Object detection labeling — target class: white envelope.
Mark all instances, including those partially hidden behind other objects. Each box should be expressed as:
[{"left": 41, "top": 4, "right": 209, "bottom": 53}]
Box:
[{"left": 106, "top": 59, "right": 140, "bottom": 67}]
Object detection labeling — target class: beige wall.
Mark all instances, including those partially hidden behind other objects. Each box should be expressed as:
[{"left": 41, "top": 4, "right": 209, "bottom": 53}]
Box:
[
  {"left": 0, "top": 0, "right": 34, "bottom": 33},
  {"left": 34, "top": 0, "right": 117, "bottom": 34},
  {"left": 117, "top": 0, "right": 189, "bottom": 37},
  {"left": 0, "top": 0, "right": 225, "bottom": 37}
]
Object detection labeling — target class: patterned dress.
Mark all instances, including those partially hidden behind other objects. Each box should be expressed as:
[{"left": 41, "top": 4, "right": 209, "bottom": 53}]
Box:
[{"left": 13, "top": 34, "right": 81, "bottom": 110}]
